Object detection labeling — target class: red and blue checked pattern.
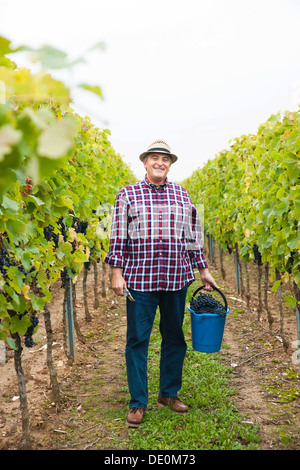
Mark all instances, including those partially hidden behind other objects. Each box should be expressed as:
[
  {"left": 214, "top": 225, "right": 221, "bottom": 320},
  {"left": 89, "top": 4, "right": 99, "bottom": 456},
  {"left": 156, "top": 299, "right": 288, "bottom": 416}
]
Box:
[{"left": 105, "top": 176, "right": 208, "bottom": 291}]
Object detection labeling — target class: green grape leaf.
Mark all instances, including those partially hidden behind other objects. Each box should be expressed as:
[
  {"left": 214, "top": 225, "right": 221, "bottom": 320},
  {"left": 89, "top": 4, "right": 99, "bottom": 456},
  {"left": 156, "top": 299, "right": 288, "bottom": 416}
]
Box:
[
  {"left": 1, "top": 194, "right": 19, "bottom": 212},
  {"left": 10, "top": 315, "right": 31, "bottom": 335},
  {"left": 37, "top": 117, "right": 77, "bottom": 159},
  {"left": 78, "top": 84, "right": 104, "bottom": 99},
  {"left": 27, "top": 45, "right": 84, "bottom": 69},
  {"left": 0, "top": 125, "right": 22, "bottom": 161}
]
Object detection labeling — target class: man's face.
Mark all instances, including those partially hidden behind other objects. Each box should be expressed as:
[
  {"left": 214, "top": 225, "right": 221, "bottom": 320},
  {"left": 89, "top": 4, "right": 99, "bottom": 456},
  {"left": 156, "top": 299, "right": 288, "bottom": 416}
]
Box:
[{"left": 143, "top": 153, "right": 172, "bottom": 185}]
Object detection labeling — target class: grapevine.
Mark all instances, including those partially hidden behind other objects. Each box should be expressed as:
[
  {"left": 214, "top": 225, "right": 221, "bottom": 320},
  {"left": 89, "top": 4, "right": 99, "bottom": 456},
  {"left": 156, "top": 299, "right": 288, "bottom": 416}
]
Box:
[
  {"left": 252, "top": 244, "right": 262, "bottom": 266},
  {"left": 182, "top": 110, "right": 300, "bottom": 363},
  {"left": 182, "top": 111, "right": 300, "bottom": 297},
  {"left": 0, "top": 35, "right": 136, "bottom": 450},
  {"left": 24, "top": 312, "right": 39, "bottom": 348},
  {"left": 0, "top": 245, "right": 17, "bottom": 276}
]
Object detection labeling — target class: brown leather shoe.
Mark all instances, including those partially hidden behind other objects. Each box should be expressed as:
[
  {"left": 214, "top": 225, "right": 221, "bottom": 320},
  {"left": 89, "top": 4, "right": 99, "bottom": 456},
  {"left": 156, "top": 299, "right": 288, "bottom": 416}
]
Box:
[
  {"left": 157, "top": 396, "right": 189, "bottom": 413},
  {"left": 126, "top": 407, "right": 145, "bottom": 427}
]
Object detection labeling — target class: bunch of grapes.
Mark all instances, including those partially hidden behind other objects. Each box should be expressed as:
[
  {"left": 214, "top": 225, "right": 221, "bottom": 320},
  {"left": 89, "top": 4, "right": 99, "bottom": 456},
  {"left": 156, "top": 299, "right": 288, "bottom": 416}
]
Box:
[
  {"left": 58, "top": 217, "right": 68, "bottom": 241},
  {"left": 0, "top": 245, "right": 17, "bottom": 275},
  {"left": 190, "top": 293, "right": 227, "bottom": 317},
  {"left": 252, "top": 244, "right": 262, "bottom": 266},
  {"left": 84, "top": 260, "right": 91, "bottom": 271},
  {"left": 0, "top": 245, "right": 32, "bottom": 279},
  {"left": 60, "top": 267, "right": 68, "bottom": 289},
  {"left": 60, "top": 267, "right": 76, "bottom": 289},
  {"left": 56, "top": 216, "right": 91, "bottom": 284},
  {"left": 24, "top": 313, "right": 39, "bottom": 348},
  {"left": 226, "top": 242, "right": 232, "bottom": 255},
  {"left": 72, "top": 218, "right": 88, "bottom": 235},
  {"left": 72, "top": 217, "right": 91, "bottom": 269},
  {"left": 288, "top": 252, "right": 295, "bottom": 274},
  {"left": 44, "top": 224, "right": 59, "bottom": 248}
]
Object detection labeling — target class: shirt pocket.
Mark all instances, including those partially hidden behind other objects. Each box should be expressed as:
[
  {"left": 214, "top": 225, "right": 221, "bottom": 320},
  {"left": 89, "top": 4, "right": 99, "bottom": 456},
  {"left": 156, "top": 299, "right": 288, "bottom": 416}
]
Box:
[
  {"left": 128, "top": 204, "right": 149, "bottom": 239},
  {"left": 167, "top": 202, "right": 192, "bottom": 240}
]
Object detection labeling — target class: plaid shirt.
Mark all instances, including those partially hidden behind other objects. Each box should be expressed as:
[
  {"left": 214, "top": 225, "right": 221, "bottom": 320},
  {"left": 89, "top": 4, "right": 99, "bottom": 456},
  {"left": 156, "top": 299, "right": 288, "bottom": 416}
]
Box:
[{"left": 105, "top": 176, "right": 207, "bottom": 291}]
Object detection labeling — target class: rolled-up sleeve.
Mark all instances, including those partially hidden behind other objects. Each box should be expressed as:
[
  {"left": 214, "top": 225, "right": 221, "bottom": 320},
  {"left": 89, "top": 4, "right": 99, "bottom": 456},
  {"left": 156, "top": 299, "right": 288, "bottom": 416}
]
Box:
[{"left": 105, "top": 190, "right": 128, "bottom": 268}]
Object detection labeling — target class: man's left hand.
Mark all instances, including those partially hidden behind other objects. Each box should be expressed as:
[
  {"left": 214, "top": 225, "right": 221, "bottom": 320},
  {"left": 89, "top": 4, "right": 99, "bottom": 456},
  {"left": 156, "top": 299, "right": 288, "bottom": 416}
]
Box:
[{"left": 199, "top": 267, "right": 218, "bottom": 291}]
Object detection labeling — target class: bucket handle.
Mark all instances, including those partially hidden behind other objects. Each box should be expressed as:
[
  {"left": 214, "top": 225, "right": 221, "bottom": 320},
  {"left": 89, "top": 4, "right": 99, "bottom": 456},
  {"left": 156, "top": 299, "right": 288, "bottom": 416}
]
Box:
[{"left": 191, "top": 285, "right": 228, "bottom": 311}]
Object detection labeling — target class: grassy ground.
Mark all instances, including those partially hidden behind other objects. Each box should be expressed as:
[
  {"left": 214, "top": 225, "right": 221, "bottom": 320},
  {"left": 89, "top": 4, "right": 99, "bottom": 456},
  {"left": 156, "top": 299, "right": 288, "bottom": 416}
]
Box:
[
  {"left": 2, "top": 261, "right": 299, "bottom": 450},
  {"left": 78, "top": 303, "right": 260, "bottom": 451},
  {"left": 121, "top": 308, "right": 260, "bottom": 450}
]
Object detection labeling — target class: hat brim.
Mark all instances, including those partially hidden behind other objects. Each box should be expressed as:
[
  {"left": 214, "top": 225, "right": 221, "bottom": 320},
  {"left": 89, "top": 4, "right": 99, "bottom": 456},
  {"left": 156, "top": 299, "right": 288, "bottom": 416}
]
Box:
[{"left": 139, "top": 150, "right": 178, "bottom": 163}]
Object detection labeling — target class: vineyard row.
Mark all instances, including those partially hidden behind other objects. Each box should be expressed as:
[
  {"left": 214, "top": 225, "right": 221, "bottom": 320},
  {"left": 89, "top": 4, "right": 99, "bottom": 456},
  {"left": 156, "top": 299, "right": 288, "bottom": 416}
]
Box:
[
  {"left": 0, "top": 36, "right": 136, "bottom": 449},
  {"left": 182, "top": 110, "right": 300, "bottom": 366},
  {"left": 182, "top": 111, "right": 300, "bottom": 300}
]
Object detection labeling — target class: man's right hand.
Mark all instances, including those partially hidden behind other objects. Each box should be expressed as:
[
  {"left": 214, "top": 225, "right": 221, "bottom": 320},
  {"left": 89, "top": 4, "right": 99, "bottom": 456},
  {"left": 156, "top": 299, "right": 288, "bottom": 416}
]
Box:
[{"left": 111, "top": 267, "right": 126, "bottom": 296}]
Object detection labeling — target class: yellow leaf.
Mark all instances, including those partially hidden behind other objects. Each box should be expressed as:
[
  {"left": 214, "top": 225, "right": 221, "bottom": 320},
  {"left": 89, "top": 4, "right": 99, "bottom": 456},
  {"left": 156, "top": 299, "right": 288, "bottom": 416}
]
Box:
[
  {"left": 68, "top": 227, "right": 76, "bottom": 240},
  {"left": 22, "top": 284, "right": 30, "bottom": 299},
  {"left": 34, "top": 261, "right": 41, "bottom": 270}
]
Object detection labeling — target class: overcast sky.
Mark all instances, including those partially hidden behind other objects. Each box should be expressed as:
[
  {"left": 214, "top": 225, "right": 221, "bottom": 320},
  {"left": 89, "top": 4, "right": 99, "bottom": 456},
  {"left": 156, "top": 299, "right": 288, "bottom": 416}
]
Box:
[{"left": 2, "top": 0, "right": 300, "bottom": 182}]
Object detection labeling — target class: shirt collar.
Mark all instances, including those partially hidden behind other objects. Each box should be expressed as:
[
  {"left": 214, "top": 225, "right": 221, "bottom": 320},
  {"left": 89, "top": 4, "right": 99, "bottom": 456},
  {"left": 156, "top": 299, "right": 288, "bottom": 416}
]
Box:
[{"left": 144, "top": 174, "right": 169, "bottom": 191}]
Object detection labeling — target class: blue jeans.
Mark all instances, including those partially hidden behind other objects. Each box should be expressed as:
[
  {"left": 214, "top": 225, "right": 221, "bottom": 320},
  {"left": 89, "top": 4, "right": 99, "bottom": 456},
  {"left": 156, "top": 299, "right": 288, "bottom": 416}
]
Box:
[{"left": 125, "top": 285, "right": 188, "bottom": 409}]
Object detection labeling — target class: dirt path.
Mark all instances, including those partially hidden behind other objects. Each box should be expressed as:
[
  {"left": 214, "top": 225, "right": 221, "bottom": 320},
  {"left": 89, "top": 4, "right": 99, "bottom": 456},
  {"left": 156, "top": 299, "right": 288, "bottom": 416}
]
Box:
[
  {"left": 213, "top": 251, "right": 300, "bottom": 450},
  {"left": 0, "top": 253, "right": 299, "bottom": 450}
]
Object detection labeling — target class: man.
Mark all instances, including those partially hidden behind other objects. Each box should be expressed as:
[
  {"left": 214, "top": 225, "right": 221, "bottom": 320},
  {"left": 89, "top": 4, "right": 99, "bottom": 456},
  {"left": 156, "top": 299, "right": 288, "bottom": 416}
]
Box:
[{"left": 105, "top": 139, "right": 218, "bottom": 427}]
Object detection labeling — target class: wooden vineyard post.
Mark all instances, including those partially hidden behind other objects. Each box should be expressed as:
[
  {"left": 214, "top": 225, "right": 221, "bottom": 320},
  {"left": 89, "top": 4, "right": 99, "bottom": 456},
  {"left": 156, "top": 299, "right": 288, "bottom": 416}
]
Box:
[{"left": 11, "top": 330, "right": 32, "bottom": 449}]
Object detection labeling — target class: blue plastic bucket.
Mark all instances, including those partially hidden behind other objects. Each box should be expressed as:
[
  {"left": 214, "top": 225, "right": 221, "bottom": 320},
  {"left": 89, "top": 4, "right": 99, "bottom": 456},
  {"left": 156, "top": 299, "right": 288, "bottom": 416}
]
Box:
[{"left": 188, "top": 286, "right": 229, "bottom": 353}]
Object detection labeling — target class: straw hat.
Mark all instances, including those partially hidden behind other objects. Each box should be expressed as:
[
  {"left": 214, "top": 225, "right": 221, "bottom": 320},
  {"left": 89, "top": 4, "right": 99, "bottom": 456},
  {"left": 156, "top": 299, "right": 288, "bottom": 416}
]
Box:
[{"left": 139, "top": 139, "right": 178, "bottom": 163}]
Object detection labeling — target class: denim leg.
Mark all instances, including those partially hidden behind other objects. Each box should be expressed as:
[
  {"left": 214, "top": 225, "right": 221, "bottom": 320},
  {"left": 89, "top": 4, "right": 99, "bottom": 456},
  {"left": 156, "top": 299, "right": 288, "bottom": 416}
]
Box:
[
  {"left": 158, "top": 285, "right": 188, "bottom": 398},
  {"left": 125, "top": 289, "right": 159, "bottom": 409}
]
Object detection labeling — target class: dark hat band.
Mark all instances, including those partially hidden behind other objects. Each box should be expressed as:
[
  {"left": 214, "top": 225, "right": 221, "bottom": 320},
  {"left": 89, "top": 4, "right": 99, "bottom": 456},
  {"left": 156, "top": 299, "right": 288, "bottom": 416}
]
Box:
[{"left": 147, "top": 147, "right": 170, "bottom": 154}]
